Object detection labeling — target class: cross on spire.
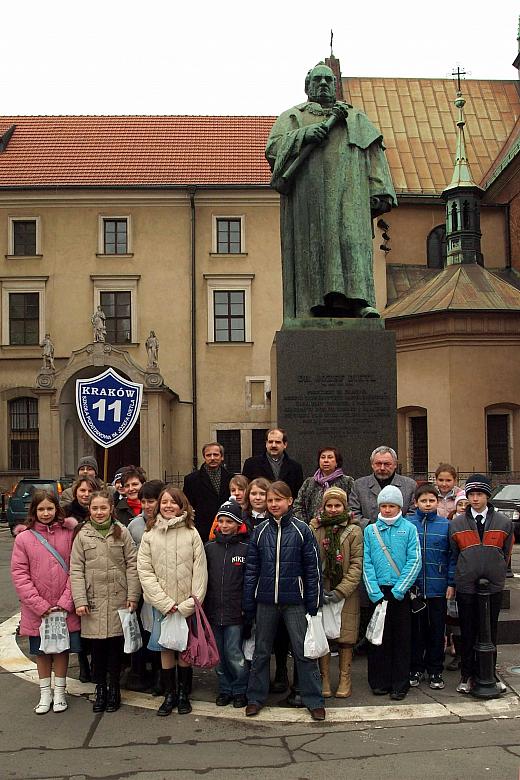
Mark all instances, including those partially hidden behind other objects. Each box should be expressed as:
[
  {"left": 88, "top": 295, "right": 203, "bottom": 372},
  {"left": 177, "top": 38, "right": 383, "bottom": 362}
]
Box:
[
  {"left": 330, "top": 29, "right": 334, "bottom": 58},
  {"left": 452, "top": 65, "right": 466, "bottom": 92}
]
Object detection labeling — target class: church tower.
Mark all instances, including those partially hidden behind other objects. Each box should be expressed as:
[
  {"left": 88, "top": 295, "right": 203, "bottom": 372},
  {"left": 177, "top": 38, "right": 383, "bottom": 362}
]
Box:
[{"left": 441, "top": 76, "right": 484, "bottom": 266}]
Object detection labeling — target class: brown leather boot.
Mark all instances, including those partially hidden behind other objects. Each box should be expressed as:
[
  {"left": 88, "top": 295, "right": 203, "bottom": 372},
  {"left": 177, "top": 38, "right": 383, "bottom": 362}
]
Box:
[
  {"left": 335, "top": 648, "right": 352, "bottom": 698},
  {"left": 319, "top": 653, "right": 332, "bottom": 698}
]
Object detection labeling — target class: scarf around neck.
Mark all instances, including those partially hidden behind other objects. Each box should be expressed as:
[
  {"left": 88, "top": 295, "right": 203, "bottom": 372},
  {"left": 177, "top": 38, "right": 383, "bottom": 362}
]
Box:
[
  {"left": 317, "top": 510, "right": 350, "bottom": 588},
  {"left": 313, "top": 467, "right": 344, "bottom": 488},
  {"left": 90, "top": 516, "right": 113, "bottom": 537}
]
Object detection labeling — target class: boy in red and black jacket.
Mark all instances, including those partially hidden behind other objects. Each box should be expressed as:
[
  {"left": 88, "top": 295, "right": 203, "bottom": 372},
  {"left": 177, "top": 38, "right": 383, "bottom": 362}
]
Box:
[
  {"left": 449, "top": 474, "right": 513, "bottom": 694},
  {"left": 204, "top": 499, "right": 249, "bottom": 708}
]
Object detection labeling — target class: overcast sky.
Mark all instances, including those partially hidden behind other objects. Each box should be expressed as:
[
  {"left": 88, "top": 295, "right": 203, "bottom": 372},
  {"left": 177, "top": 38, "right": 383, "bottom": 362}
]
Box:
[{"left": 1, "top": 0, "right": 518, "bottom": 116}]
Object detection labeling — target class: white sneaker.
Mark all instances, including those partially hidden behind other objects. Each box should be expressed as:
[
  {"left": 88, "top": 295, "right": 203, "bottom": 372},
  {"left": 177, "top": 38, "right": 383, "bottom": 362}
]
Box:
[
  {"left": 53, "top": 678, "right": 68, "bottom": 713},
  {"left": 495, "top": 679, "right": 507, "bottom": 693},
  {"left": 35, "top": 678, "right": 53, "bottom": 714},
  {"left": 456, "top": 676, "right": 472, "bottom": 694}
]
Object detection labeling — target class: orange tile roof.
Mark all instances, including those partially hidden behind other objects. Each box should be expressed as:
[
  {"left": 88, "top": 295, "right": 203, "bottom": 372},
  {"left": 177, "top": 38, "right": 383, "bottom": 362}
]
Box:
[
  {"left": 0, "top": 116, "right": 275, "bottom": 187},
  {"left": 344, "top": 77, "right": 520, "bottom": 195}
]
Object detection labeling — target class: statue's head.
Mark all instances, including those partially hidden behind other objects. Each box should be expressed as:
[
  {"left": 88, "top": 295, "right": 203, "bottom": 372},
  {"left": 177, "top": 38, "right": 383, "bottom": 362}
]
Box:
[{"left": 305, "top": 63, "right": 336, "bottom": 107}]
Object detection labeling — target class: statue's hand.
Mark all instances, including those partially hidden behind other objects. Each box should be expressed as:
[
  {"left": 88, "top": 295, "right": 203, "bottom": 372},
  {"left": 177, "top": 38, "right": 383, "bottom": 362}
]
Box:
[
  {"left": 332, "top": 103, "right": 349, "bottom": 121},
  {"left": 304, "top": 124, "right": 329, "bottom": 145}
]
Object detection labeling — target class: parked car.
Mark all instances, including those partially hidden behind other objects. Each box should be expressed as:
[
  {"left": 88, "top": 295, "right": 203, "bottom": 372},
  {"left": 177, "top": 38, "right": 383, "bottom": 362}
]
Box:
[
  {"left": 490, "top": 484, "right": 520, "bottom": 542},
  {"left": 6, "top": 479, "right": 62, "bottom": 533}
]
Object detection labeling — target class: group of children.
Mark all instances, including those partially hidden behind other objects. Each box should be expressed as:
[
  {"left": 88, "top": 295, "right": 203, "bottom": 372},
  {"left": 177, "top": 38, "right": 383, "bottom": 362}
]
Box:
[{"left": 9, "top": 461, "right": 513, "bottom": 721}]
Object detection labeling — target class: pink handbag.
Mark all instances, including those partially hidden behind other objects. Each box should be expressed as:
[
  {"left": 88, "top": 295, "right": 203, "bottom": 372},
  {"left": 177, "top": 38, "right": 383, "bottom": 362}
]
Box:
[{"left": 180, "top": 596, "right": 220, "bottom": 669}]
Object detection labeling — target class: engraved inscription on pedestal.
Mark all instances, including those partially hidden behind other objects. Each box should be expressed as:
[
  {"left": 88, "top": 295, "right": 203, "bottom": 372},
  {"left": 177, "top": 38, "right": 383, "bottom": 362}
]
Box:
[{"left": 275, "top": 329, "right": 397, "bottom": 479}]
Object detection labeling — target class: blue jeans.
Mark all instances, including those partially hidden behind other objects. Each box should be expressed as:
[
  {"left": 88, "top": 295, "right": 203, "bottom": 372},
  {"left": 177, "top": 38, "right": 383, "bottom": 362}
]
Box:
[
  {"left": 247, "top": 603, "right": 323, "bottom": 709},
  {"left": 212, "top": 624, "right": 249, "bottom": 696}
]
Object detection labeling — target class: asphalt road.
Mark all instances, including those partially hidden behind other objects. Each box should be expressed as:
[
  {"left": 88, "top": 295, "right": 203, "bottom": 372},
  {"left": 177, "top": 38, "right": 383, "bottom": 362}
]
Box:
[{"left": 1, "top": 523, "right": 520, "bottom": 780}]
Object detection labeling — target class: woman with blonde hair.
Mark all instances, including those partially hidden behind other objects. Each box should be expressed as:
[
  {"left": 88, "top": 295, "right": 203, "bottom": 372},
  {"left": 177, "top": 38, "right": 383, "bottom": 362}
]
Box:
[{"left": 137, "top": 485, "right": 207, "bottom": 716}]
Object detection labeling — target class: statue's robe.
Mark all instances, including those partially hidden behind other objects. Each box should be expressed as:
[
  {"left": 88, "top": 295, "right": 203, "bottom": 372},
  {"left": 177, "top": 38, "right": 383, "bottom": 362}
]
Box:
[{"left": 266, "top": 101, "right": 397, "bottom": 319}]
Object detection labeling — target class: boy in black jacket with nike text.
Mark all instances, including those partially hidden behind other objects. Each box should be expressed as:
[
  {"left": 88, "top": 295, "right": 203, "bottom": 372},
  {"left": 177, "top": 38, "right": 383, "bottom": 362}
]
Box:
[{"left": 204, "top": 499, "right": 249, "bottom": 708}]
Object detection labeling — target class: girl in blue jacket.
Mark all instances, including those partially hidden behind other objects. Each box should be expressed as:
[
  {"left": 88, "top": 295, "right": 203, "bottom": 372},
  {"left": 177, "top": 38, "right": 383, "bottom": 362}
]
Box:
[{"left": 363, "top": 485, "right": 421, "bottom": 700}]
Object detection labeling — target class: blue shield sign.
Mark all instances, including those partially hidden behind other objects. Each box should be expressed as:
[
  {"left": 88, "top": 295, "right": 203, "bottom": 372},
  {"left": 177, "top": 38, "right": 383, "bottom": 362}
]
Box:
[{"left": 75, "top": 368, "right": 143, "bottom": 449}]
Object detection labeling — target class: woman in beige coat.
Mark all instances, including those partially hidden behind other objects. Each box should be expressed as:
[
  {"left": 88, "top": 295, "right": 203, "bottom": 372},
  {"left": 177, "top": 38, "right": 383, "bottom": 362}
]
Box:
[
  {"left": 137, "top": 485, "right": 207, "bottom": 716},
  {"left": 310, "top": 487, "right": 363, "bottom": 698},
  {"left": 70, "top": 490, "right": 140, "bottom": 713}
]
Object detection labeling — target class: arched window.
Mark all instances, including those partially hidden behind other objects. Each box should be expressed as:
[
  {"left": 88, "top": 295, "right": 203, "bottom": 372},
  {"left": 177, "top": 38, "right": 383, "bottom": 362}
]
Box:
[
  {"left": 427, "top": 225, "right": 447, "bottom": 269},
  {"left": 462, "top": 201, "right": 470, "bottom": 230},
  {"left": 450, "top": 202, "right": 458, "bottom": 231},
  {"left": 9, "top": 397, "right": 39, "bottom": 471}
]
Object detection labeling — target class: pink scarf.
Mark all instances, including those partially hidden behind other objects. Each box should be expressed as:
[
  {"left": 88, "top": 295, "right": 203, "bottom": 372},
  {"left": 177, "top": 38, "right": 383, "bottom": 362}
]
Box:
[{"left": 313, "top": 468, "right": 344, "bottom": 489}]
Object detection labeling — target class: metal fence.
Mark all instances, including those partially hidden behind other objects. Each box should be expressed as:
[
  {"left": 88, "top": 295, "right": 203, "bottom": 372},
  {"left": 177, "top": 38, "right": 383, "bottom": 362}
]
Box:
[{"left": 400, "top": 471, "right": 520, "bottom": 487}]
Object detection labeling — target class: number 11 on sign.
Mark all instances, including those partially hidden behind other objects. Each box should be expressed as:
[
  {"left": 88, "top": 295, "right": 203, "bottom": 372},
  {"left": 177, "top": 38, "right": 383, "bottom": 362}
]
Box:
[{"left": 91, "top": 399, "right": 122, "bottom": 423}]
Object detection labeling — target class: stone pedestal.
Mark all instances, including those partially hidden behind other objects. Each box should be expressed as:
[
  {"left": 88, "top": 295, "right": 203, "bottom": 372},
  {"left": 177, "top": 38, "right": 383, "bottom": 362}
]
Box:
[{"left": 272, "top": 320, "right": 397, "bottom": 479}]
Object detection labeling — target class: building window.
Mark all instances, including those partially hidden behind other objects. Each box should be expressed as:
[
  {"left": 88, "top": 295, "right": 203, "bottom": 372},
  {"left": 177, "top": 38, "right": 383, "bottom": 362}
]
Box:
[
  {"left": 204, "top": 274, "right": 253, "bottom": 344},
  {"left": 216, "top": 429, "right": 241, "bottom": 473},
  {"left": 104, "top": 219, "right": 128, "bottom": 254},
  {"left": 9, "top": 292, "right": 40, "bottom": 345},
  {"left": 8, "top": 217, "right": 41, "bottom": 257},
  {"left": 487, "top": 413, "right": 511, "bottom": 472},
  {"left": 9, "top": 397, "right": 39, "bottom": 470},
  {"left": 246, "top": 376, "right": 271, "bottom": 409},
  {"left": 212, "top": 215, "right": 245, "bottom": 254},
  {"left": 100, "top": 291, "right": 131, "bottom": 344},
  {"left": 408, "top": 414, "right": 428, "bottom": 475},
  {"left": 97, "top": 216, "right": 132, "bottom": 255},
  {"left": 91, "top": 275, "right": 139, "bottom": 343},
  {"left": 427, "top": 225, "right": 447, "bottom": 269},
  {"left": 214, "top": 290, "right": 245, "bottom": 342},
  {"left": 217, "top": 218, "right": 241, "bottom": 254}
]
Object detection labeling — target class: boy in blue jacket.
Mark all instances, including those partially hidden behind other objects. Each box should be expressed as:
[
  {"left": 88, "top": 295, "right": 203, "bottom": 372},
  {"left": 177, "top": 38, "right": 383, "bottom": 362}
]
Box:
[
  {"left": 408, "top": 483, "right": 456, "bottom": 691},
  {"left": 363, "top": 485, "right": 422, "bottom": 700},
  {"left": 243, "top": 481, "right": 325, "bottom": 720}
]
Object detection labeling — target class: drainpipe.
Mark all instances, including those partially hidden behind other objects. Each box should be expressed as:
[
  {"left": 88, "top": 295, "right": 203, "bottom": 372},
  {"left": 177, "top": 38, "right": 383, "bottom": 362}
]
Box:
[
  {"left": 189, "top": 187, "right": 198, "bottom": 471},
  {"left": 505, "top": 202, "right": 512, "bottom": 270}
]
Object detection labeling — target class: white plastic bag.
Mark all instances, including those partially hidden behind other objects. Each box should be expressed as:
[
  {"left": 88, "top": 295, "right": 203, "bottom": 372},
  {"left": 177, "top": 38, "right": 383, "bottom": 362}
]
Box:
[
  {"left": 366, "top": 601, "right": 388, "bottom": 646},
  {"left": 303, "top": 612, "right": 329, "bottom": 659},
  {"left": 140, "top": 600, "right": 154, "bottom": 633},
  {"left": 39, "top": 611, "right": 70, "bottom": 654},
  {"left": 159, "top": 610, "right": 189, "bottom": 652},
  {"left": 118, "top": 608, "right": 143, "bottom": 654},
  {"left": 242, "top": 625, "right": 255, "bottom": 662},
  {"left": 322, "top": 599, "right": 345, "bottom": 640}
]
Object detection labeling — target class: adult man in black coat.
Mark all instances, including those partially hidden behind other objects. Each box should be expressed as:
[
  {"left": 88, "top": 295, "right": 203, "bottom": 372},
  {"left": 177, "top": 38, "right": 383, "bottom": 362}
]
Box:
[
  {"left": 183, "top": 442, "right": 234, "bottom": 543},
  {"left": 242, "top": 428, "right": 304, "bottom": 499}
]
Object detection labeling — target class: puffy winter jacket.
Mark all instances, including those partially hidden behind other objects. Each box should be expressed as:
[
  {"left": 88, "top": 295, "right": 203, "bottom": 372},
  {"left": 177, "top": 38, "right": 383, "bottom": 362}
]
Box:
[
  {"left": 449, "top": 505, "right": 513, "bottom": 594},
  {"left": 204, "top": 532, "right": 249, "bottom": 626},
  {"left": 137, "top": 512, "right": 208, "bottom": 618},
  {"left": 70, "top": 521, "right": 141, "bottom": 639},
  {"left": 243, "top": 512, "right": 322, "bottom": 617},
  {"left": 11, "top": 518, "right": 80, "bottom": 636},
  {"left": 409, "top": 509, "right": 455, "bottom": 597},
  {"left": 363, "top": 514, "right": 422, "bottom": 603}
]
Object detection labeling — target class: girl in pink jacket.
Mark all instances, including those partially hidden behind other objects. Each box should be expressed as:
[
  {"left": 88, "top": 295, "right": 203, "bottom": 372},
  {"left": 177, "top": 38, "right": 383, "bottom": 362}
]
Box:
[{"left": 11, "top": 490, "right": 80, "bottom": 714}]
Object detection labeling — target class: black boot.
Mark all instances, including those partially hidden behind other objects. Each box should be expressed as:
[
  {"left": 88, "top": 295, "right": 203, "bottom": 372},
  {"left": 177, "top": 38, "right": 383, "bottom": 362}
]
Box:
[
  {"left": 78, "top": 652, "right": 91, "bottom": 683},
  {"left": 186, "top": 665, "right": 193, "bottom": 695},
  {"left": 92, "top": 684, "right": 107, "bottom": 713},
  {"left": 151, "top": 668, "right": 164, "bottom": 697},
  {"left": 177, "top": 666, "right": 192, "bottom": 715},
  {"left": 157, "top": 668, "right": 178, "bottom": 716},
  {"left": 105, "top": 681, "right": 121, "bottom": 713}
]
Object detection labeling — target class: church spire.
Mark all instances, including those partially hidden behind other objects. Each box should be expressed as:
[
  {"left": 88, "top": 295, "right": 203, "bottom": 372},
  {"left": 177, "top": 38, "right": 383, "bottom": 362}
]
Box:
[{"left": 441, "top": 70, "right": 484, "bottom": 266}]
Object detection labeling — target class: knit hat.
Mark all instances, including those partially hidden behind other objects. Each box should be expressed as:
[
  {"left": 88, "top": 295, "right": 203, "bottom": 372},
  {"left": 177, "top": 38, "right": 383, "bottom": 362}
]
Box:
[
  {"left": 322, "top": 487, "right": 348, "bottom": 510},
  {"left": 455, "top": 490, "right": 467, "bottom": 504},
  {"left": 77, "top": 456, "right": 98, "bottom": 475},
  {"left": 377, "top": 484, "right": 404, "bottom": 508},
  {"left": 217, "top": 498, "right": 243, "bottom": 524},
  {"left": 464, "top": 474, "right": 492, "bottom": 497}
]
